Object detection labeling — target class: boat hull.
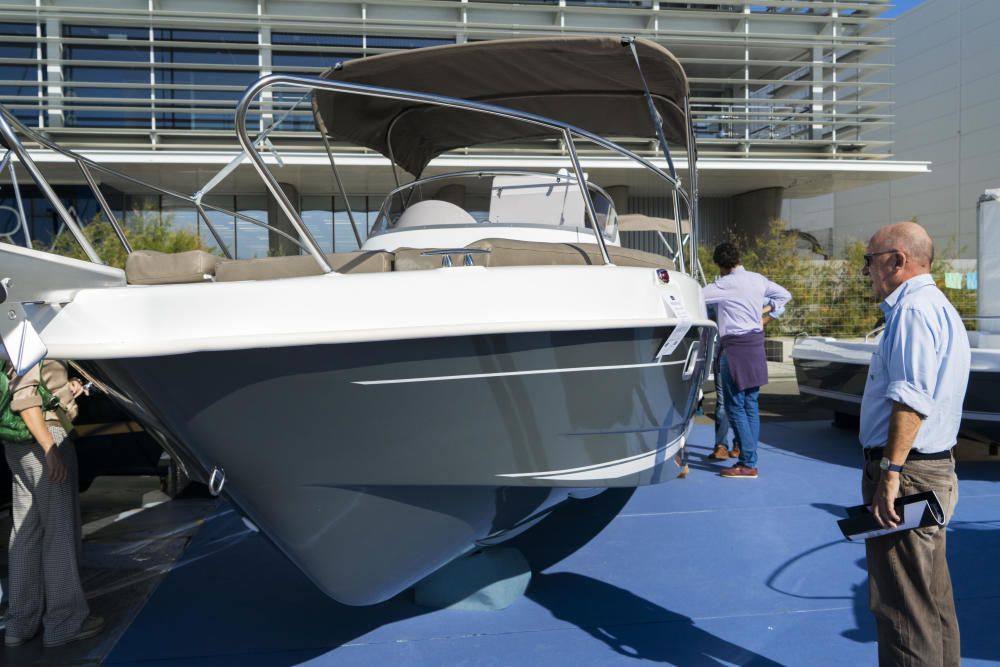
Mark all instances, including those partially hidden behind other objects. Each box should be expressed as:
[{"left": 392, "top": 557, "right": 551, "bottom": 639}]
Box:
[
  {"left": 793, "top": 338, "right": 1000, "bottom": 444},
  {"left": 82, "top": 324, "right": 710, "bottom": 604}
]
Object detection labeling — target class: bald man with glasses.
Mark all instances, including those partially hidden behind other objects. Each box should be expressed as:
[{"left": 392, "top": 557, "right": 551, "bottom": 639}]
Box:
[{"left": 859, "top": 221, "right": 970, "bottom": 667}]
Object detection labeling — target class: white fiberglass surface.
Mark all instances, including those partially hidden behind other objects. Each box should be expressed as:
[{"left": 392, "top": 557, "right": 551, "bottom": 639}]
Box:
[
  {"left": 367, "top": 171, "right": 618, "bottom": 245},
  {"left": 35, "top": 264, "right": 710, "bottom": 359},
  {"left": 794, "top": 335, "right": 1000, "bottom": 373}
]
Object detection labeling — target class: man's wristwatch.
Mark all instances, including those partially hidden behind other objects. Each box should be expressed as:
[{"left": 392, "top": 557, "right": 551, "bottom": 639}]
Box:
[{"left": 879, "top": 457, "right": 904, "bottom": 473}]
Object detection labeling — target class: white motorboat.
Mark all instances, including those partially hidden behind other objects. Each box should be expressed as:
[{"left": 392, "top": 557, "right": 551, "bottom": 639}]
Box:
[{"left": 0, "top": 37, "right": 714, "bottom": 605}]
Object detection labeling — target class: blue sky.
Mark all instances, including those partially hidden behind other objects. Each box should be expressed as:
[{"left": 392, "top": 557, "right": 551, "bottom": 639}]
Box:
[{"left": 881, "top": 0, "right": 927, "bottom": 18}]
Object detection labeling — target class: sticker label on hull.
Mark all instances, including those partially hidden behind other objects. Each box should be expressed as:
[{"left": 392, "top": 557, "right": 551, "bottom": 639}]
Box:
[{"left": 657, "top": 292, "right": 692, "bottom": 358}]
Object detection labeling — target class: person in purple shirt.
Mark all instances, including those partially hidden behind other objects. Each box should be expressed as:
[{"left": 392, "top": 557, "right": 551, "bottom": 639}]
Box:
[{"left": 702, "top": 242, "right": 792, "bottom": 478}]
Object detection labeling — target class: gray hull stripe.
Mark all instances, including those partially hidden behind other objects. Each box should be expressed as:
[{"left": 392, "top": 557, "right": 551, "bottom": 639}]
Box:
[
  {"left": 800, "top": 386, "right": 1000, "bottom": 422},
  {"left": 799, "top": 385, "right": 862, "bottom": 404},
  {"left": 354, "top": 359, "right": 687, "bottom": 386}
]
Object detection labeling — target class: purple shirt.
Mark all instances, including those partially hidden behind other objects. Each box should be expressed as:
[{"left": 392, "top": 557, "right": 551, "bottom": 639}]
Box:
[{"left": 702, "top": 266, "right": 792, "bottom": 338}]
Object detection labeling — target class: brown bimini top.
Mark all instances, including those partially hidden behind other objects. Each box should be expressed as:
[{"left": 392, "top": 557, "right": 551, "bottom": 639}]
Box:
[{"left": 312, "top": 37, "right": 689, "bottom": 176}]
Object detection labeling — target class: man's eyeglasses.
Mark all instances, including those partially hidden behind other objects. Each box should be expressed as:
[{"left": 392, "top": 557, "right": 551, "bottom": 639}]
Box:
[{"left": 863, "top": 249, "right": 898, "bottom": 268}]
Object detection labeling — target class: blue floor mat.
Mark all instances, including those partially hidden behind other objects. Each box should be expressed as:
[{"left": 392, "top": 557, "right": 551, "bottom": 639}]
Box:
[{"left": 106, "top": 421, "right": 1000, "bottom": 666}]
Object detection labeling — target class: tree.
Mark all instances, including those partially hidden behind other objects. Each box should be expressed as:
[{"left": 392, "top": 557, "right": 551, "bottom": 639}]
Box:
[{"left": 41, "top": 207, "right": 208, "bottom": 269}]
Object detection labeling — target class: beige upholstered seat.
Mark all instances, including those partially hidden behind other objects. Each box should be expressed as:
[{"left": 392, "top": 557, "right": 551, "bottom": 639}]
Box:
[
  {"left": 466, "top": 238, "right": 675, "bottom": 270},
  {"left": 393, "top": 239, "right": 673, "bottom": 271},
  {"left": 214, "top": 251, "right": 392, "bottom": 282},
  {"left": 125, "top": 249, "right": 224, "bottom": 285}
]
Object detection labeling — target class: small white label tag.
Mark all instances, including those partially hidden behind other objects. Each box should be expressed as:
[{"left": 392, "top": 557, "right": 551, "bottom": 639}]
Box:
[
  {"left": 657, "top": 292, "right": 693, "bottom": 359},
  {"left": 0, "top": 302, "right": 47, "bottom": 376}
]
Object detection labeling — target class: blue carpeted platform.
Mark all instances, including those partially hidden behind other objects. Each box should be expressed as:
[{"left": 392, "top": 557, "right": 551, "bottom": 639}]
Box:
[{"left": 106, "top": 421, "right": 1000, "bottom": 666}]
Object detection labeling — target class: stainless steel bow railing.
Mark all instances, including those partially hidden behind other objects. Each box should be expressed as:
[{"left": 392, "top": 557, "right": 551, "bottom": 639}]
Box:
[{"left": 0, "top": 73, "right": 700, "bottom": 275}]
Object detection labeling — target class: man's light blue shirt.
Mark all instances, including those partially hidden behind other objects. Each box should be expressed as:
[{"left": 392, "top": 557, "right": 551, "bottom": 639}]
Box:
[
  {"left": 702, "top": 266, "right": 791, "bottom": 338},
  {"left": 859, "top": 274, "right": 971, "bottom": 453}
]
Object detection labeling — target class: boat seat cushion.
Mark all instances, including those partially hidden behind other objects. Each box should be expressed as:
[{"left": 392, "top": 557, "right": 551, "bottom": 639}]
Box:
[
  {"left": 125, "top": 249, "right": 223, "bottom": 285},
  {"left": 466, "top": 238, "right": 675, "bottom": 270},
  {"left": 214, "top": 251, "right": 392, "bottom": 282}
]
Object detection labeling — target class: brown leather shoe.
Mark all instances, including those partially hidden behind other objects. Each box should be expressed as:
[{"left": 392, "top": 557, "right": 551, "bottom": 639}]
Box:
[
  {"left": 720, "top": 463, "right": 758, "bottom": 479},
  {"left": 708, "top": 444, "right": 729, "bottom": 460},
  {"left": 729, "top": 445, "right": 741, "bottom": 459}
]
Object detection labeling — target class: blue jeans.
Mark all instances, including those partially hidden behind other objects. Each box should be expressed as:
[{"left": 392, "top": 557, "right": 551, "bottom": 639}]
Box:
[
  {"left": 713, "top": 365, "right": 732, "bottom": 446},
  {"left": 720, "top": 354, "right": 760, "bottom": 468}
]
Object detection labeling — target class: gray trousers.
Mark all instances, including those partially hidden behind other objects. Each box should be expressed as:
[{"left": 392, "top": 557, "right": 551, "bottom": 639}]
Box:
[
  {"left": 862, "top": 456, "right": 960, "bottom": 667},
  {"left": 3, "top": 425, "right": 90, "bottom": 644}
]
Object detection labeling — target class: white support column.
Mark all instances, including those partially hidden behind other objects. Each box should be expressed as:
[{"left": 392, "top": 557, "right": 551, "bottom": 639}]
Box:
[
  {"left": 743, "top": 4, "right": 750, "bottom": 156},
  {"left": 831, "top": 8, "right": 838, "bottom": 154},
  {"left": 361, "top": 3, "right": 367, "bottom": 56},
  {"left": 148, "top": 0, "right": 156, "bottom": 143},
  {"left": 44, "top": 18, "right": 63, "bottom": 128},
  {"left": 458, "top": 0, "right": 468, "bottom": 44},
  {"left": 34, "top": 17, "right": 44, "bottom": 128},
  {"left": 259, "top": 1, "right": 272, "bottom": 134}
]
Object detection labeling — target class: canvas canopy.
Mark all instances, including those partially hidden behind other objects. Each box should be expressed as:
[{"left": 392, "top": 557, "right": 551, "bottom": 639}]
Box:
[{"left": 312, "top": 37, "right": 689, "bottom": 176}]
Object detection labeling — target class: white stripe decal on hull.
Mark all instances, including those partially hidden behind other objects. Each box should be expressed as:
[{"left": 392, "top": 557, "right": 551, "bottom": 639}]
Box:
[
  {"left": 497, "top": 433, "right": 685, "bottom": 481},
  {"left": 354, "top": 359, "right": 687, "bottom": 385}
]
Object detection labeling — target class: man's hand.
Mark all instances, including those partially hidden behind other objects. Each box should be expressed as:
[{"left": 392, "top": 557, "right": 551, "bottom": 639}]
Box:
[
  {"left": 872, "top": 472, "right": 901, "bottom": 528},
  {"left": 43, "top": 445, "right": 68, "bottom": 483},
  {"left": 68, "top": 378, "right": 86, "bottom": 398}
]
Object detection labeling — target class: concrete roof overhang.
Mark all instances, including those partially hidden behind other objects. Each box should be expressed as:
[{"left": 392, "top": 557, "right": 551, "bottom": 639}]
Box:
[{"left": 14, "top": 150, "right": 930, "bottom": 201}]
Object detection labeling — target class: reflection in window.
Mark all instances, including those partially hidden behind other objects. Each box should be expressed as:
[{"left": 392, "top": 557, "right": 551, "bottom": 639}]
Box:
[
  {"left": 334, "top": 196, "right": 373, "bottom": 252},
  {"left": 153, "top": 27, "right": 258, "bottom": 130},
  {"left": 366, "top": 36, "right": 453, "bottom": 50},
  {"left": 302, "top": 196, "right": 334, "bottom": 252},
  {"left": 0, "top": 23, "right": 42, "bottom": 126},
  {"left": 63, "top": 24, "right": 150, "bottom": 128},
  {"left": 236, "top": 195, "right": 269, "bottom": 259}
]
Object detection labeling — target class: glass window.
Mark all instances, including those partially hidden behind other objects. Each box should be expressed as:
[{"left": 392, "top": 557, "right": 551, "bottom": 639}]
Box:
[
  {"left": 64, "top": 25, "right": 148, "bottom": 40},
  {"left": 271, "top": 33, "right": 358, "bottom": 83},
  {"left": 153, "top": 28, "right": 259, "bottom": 130},
  {"left": 235, "top": 195, "right": 269, "bottom": 259},
  {"left": 62, "top": 24, "right": 150, "bottom": 128},
  {"left": 198, "top": 195, "right": 237, "bottom": 257},
  {"left": 301, "top": 196, "right": 334, "bottom": 252},
  {"left": 0, "top": 23, "right": 41, "bottom": 125},
  {"left": 333, "top": 196, "right": 373, "bottom": 252},
  {"left": 366, "top": 36, "right": 453, "bottom": 50}
]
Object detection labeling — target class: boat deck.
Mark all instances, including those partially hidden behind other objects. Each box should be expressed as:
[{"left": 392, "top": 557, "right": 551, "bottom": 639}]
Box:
[{"left": 3, "top": 415, "right": 1000, "bottom": 665}]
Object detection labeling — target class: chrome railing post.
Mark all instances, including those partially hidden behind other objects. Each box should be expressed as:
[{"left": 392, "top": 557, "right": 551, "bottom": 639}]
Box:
[
  {"left": 234, "top": 77, "right": 333, "bottom": 273},
  {"left": 0, "top": 108, "right": 103, "bottom": 264},
  {"left": 563, "top": 129, "right": 612, "bottom": 266},
  {"left": 78, "top": 162, "right": 132, "bottom": 255},
  {"left": 684, "top": 95, "right": 702, "bottom": 283}
]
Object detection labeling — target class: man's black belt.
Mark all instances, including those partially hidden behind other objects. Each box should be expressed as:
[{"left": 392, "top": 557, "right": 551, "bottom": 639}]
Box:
[{"left": 863, "top": 447, "right": 953, "bottom": 462}]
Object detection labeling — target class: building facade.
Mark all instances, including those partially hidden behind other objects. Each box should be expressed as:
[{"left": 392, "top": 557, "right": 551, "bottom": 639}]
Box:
[
  {"left": 0, "top": 0, "right": 922, "bottom": 258},
  {"left": 785, "top": 0, "right": 999, "bottom": 258}
]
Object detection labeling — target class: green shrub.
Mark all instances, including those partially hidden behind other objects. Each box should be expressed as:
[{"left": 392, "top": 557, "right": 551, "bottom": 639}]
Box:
[
  {"left": 40, "top": 208, "right": 208, "bottom": 269},
  {"left": 701, "top": 220, "right": 977, "bottom": 338}
]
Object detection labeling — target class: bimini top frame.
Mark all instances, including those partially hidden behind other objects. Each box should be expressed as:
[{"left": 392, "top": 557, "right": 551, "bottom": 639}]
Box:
[
  {"left": 0, "top": 40, "right": 700, "bottom": 277},
  {"left": 234, "top": 74, "right": 698, "bottom": 274},
  {"left": 0, "top": 107, "right": 313, "bottom": 265}
]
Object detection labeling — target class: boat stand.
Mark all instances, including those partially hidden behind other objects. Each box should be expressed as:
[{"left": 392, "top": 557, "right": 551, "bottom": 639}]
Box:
[{"left": 413, "top": 547, "right": 531, "bottom": 611}]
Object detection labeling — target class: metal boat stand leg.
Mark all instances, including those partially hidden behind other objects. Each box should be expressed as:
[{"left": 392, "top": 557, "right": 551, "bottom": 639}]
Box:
[{"left": 412, "top": 547, "right": 531, "bottom": 611}]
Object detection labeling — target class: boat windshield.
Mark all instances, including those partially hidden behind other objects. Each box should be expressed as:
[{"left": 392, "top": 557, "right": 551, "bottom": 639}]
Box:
[{"left": 370, "top": 171, "right": 618, "bottom": 241}]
